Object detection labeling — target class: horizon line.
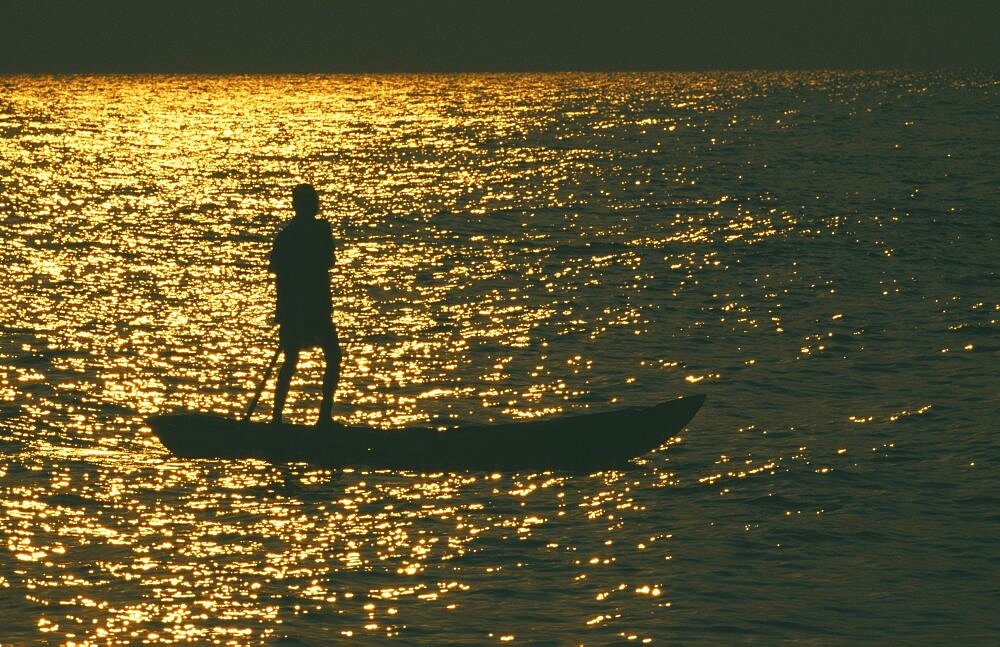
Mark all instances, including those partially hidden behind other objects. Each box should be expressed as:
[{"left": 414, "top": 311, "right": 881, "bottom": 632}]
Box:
[{"left": 2, "top": 66, "right": 994, "bottom": 77}]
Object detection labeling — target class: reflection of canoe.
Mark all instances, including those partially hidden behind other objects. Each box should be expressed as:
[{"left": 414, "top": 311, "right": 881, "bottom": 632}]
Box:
[{"left": 146, "top": 395, "right": 705, "bottom": 472}]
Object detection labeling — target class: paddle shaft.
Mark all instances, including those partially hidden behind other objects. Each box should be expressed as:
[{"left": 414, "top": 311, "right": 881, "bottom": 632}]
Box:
[{"left": 243, "top": 346, "right": 281, "bottom": 423}]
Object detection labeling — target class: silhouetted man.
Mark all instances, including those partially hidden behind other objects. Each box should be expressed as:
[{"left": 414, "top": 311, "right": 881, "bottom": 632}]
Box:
[{"left": 269, "top": 183, "right": 342, "bottom": 426}]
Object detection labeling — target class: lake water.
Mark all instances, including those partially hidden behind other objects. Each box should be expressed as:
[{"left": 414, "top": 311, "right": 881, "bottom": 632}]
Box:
[{"left": 0, "top": 72, "right": 997, "bottom": 644}]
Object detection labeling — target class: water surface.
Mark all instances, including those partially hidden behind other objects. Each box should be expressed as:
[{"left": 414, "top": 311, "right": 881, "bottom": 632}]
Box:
[{"left": 0, "top": 72, "right": 997, "bottom": 643}]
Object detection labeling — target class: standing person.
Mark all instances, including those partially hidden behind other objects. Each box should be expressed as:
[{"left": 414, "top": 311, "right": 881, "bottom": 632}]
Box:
[{"left": 269, "top": 183, "right": 342, "bottom": 426}]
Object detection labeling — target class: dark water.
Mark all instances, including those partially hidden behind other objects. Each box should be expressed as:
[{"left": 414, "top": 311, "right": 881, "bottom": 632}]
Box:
[{"left": 0, "top": 72, "right": 997, "bottom": 643}]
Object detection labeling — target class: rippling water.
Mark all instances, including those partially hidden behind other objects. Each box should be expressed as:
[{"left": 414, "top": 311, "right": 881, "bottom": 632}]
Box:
[{"left": 0, "top": 72, "right": 997, "bottom": 643}]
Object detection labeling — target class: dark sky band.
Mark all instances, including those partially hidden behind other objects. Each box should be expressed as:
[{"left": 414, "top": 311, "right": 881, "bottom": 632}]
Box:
[{"left": 2, "top": 0, "right": 997, "bottom": 73}]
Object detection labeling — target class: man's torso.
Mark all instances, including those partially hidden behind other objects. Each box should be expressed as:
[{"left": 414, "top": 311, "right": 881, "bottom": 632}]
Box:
[{"left": 270, "top": 217, "right": 334, "bottom": 330}]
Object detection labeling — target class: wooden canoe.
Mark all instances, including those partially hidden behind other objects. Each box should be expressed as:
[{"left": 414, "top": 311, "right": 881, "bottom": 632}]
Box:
[{"left": 146, "top": 394, "right": 705, "bottom": 472}]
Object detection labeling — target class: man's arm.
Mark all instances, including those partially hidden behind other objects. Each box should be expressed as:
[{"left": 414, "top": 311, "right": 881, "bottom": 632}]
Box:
[
  {"left": 268, "top": 238, "right": 280, "bottom": 274},
  {"left": 269, "top": 226, "right": 289, "bottom": 275},
  {"left": 324, "top": 220, "right": 335, "bottom": 269}
]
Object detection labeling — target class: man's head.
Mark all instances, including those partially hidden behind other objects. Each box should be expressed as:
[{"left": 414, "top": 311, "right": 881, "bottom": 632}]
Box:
[{"left": 292, "top": 183, "right": 320, "bottom": 218}]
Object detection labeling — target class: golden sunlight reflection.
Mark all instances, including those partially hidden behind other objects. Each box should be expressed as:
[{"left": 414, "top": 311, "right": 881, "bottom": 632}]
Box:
[
  {"left": 1, "top": 71, "right": 995, "bottom": 642},
  {"left": 0, "top": 449, "right": 694, "bottom": 642}
]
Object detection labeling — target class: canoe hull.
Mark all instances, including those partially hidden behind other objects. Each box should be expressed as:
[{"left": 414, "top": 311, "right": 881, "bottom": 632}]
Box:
[{"left": 146, "top": 394, "right": 705, "bottom": 472}]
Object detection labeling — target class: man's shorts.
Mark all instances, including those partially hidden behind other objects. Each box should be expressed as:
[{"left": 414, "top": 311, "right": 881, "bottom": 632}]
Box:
[{"left": 279, "top": 320, "right": 339, "bottom": 352}]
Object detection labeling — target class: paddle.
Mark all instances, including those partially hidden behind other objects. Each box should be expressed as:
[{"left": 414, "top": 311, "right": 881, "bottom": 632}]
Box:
[{"left": 243, "top": 346, "right": 281, "bottom": 423}]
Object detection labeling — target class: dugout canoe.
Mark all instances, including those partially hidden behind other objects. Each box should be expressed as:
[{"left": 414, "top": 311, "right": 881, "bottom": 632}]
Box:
[{"left": 146, "top": 394, "right": 705, "bottom": 472}]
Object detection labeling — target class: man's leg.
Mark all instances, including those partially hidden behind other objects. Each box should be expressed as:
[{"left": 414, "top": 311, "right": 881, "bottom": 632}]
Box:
[
  {"left": 318, "top": 332, "right": 343, "bottom": 426},
  {"left": 272, "top": 346, "right": 299, "bottom": 425}
]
